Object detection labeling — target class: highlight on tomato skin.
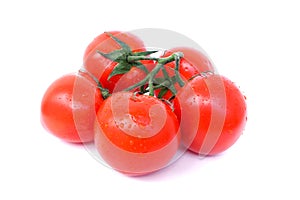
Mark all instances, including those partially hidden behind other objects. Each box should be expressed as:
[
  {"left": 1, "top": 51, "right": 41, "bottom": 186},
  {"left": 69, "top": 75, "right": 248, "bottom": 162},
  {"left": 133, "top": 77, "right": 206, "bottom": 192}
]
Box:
[
  {"left": 40, "top": 72, "right": 103, "bottom": 143},
  {"left": 174, "top": 74, "right": 247, "bottom": 156},
  {"left": 94, "top": 92, "right": 180, "bottom": 176}
]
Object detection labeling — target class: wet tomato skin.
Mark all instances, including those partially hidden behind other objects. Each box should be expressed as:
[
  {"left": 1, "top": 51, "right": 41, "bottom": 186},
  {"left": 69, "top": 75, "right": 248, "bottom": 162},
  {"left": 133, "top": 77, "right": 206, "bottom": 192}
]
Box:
[
  {"left": 174, "top": 74, "right": 247, "bottom": 155},
  {"left": 41, "top": 73, "right": 103, "bottom": 143},
  {"left": 94, "top": 92, "right": 180, "bottom": 175}
]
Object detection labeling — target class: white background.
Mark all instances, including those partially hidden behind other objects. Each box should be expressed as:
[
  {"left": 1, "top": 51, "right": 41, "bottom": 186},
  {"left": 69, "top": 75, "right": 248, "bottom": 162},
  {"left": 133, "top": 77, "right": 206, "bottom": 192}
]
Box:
[{"left": 1, "top": 0, "right": 299, "bottom": 199}]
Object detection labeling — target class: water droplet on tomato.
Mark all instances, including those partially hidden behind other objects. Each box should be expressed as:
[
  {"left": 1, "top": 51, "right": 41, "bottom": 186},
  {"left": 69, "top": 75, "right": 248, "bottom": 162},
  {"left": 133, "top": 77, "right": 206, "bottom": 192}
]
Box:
[
  {"left": 119, "top": 122, "right": 124, "bottom": 128},
  {"left": 138, "top": 124, "right": 145, "bottom": 129}
]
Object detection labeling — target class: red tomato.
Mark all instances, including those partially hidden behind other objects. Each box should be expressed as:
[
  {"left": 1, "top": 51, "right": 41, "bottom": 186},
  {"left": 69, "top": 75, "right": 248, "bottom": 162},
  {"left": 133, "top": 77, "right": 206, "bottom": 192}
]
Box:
[
  {"left": 165, "top": 47, "right": 214, "bottom": 76},
  {"left": 94, "top": 92, "right": 180, "bottom": 175},
  {"left": 174, "top": 74, "right": 247, "bottom": 155},
  {"left": 83, "top": 31, "right": 146, "bottom": 93},
  {"left": 154, "top": 47, "right": 215, "bottom": 100},
  {"left": 163, "top": 47, "right": 214, "bottom": 80},
  {"left": 41, "top": 73, "right": 103, "bottom": 143},
  {"left": 112, "top": 60, "right": 156, "bottom": 93}
]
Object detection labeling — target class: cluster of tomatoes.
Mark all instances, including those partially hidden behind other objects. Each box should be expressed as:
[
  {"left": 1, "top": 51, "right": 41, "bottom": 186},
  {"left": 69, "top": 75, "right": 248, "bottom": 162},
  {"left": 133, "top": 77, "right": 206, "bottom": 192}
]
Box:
[{"left": 41, "top": 31, "right": 247, "bottom": 176}]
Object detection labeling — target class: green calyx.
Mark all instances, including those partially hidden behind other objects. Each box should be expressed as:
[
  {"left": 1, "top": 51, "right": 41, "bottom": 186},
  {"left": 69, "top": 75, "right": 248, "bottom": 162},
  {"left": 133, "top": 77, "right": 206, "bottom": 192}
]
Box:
[
  {"left": 123, "top": 53, "right": 184, "bottom": 99},
  {"left": 95, "top": 32, "right": 186, "bottom": 100},
  {"left": 97, "top": 32, "right": 157, "bottom": 80}
]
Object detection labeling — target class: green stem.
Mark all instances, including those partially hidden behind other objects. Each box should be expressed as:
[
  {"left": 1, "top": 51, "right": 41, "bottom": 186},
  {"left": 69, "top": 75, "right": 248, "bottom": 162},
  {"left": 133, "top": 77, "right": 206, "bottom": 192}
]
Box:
[
  {"left": 162, "top": 67, "right": 177, "bottom": 95},
  {"left": 79, "top": 68, "right": 111, "bottom": 99},
  {"left": 148, "top": 76, "right": 154, "bottom": 96},
  {"left": 124, "top": 63, "right": 164, "bottom": 93},
  {"left": 158, "top": 52, "right": 183, "bottom": 65},
  {"left": 127, "top": 56, "right": 159, "bottom": 62},
  {"left": 127, "top": 52, "right": 183, "bottom": 64},
  {"left": 174, "top": 55, "right": 185, "bottom": 87},
  {"left": 124, "top": 52, "right": 184, "bottom": 96}
]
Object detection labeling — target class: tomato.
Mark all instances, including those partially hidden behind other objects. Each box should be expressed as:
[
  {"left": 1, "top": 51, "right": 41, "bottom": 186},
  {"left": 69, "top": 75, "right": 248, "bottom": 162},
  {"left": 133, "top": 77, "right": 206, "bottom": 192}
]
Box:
[
  {"left": 94, "top": 92, "right": 180, "bottom": 175},
  {"left": 173, "top": 74, "right": 247, "bottom": 155},
  {"left": 83, "top": 31, "right": 146, "bottom": 93},
  {"left": 41, "top": 73, "right": 103, "bottom": 143},
  {"left": 154, "top": 47, "right": 215, "bottom": 100},
  {"left": 163, "top": 47, "right": 214, "bottom": 80},
  {"left": 111, "top": 59, "right": 156, "bottom": 93},
  {"left": 165, "top": 47, "right": 214, "bottom": 76}
]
